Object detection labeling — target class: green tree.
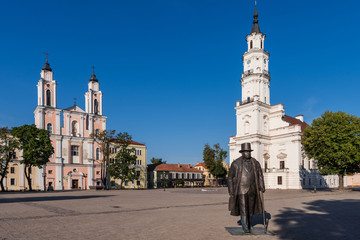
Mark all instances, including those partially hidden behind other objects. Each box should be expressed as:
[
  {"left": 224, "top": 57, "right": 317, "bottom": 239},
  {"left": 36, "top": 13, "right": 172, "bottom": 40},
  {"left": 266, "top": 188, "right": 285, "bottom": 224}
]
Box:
[
  {"left": 150, "top": 157, "right": 166, "bottom": 164},
  {"left": 109, "top": 132, "right": 138, "bottom": 188},
  {"left": 303, "top": 111, "right": 360, "bottom": 190},
  {"left": 0, "top": 127, "right": 19, "bottom": 192},
  {"left": 203, "top": 143, "right": 228, "bottom": 186},
  {"left": 12, "top": 124, "right": 54, "bottom": 191},
  {"left": 91, "top": 130, "right": 116, "bottom": 190}
]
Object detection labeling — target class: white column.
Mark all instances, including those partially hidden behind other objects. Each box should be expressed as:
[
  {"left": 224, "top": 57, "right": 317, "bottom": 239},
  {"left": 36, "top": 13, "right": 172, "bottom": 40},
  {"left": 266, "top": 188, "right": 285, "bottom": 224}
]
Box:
[
  {"left": 56, "top": 164, "right": 63, "bottom": 190},
  {"left": 56, "top": 112, "right": 61, "bottom": 135},
  {"left": 88, "top": 166, "right": 94, "bottom": 187},
  {"left": 66, "top": 114, "right": 70, "bottom": 136},
  {"left": 56, "top": 139, "right": 62, "bottom": 163},
  {"left": 80, "top": 173, "right": 83, "bottom": 189},
  {"left": 99, "top": 92, "right": 103, "bottom": 115},
  {"left": 80, "top": 115, "right": 84, "bottom": 137},
  {"left": 68, "top": 173, "right": 71, "bottom": 190},
  {"left": 54, "top": 82, "right": 57, "bottom": 108},
  {"left": 89, "top": 116, "right": 94, "bottom": 134},
  {"left": 39, "top": 109, "right": 44, "bottom": 129}
]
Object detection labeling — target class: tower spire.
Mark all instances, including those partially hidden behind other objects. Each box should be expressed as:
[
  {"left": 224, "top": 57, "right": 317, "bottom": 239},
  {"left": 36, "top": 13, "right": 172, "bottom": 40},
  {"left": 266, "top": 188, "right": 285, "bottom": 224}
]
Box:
[
  {"left": 42, "top": 51, "right": 52, "bottom": 71},
  {"left": 89, "top": 65, "right": 98, "bottom": 82},
  {"left": 251, "top": 1, "right": 261, "bottom": 34}
]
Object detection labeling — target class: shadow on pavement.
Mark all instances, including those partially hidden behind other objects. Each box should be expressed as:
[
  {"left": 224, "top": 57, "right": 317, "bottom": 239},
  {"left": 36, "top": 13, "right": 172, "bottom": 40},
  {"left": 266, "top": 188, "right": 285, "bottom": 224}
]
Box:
[
  {"left": 0, "top": 195, "right": 114, "bottom": 204},
  {"left": 273, "top": 199, "right": 360, "bottom": 239}
]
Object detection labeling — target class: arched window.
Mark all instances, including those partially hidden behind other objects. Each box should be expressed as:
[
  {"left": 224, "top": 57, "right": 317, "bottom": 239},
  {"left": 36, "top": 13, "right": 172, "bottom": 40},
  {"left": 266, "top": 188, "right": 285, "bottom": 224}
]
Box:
[
  {"left": 260, "top": 40, "right": 263, "bottom": 49},
  {"left": 86, "top": 115, "right": 89, "bottom": 130},
  {"left": 47, "top": 123, "right": 52, "bottom": 134},
  {"left": 72, "top": 121, "right": 78, "bottom": 137},
  {"left": 96, "top": 148, "right": 100, "bottom": 160},
  {"left": 46, "top": 89, "right": 51, "bottom": 106},
  {"left": 250, "top": 40, "right": 253, "bottom": 49},
  {"left": 94, "top": 99, "right": 99, "bottom": 115}
]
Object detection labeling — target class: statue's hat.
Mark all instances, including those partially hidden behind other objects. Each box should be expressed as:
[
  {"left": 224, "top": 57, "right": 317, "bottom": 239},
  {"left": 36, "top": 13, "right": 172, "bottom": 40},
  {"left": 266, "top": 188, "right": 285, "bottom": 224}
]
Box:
[{"left": 239, "top": 143, "right": 253, "bottom": 153}]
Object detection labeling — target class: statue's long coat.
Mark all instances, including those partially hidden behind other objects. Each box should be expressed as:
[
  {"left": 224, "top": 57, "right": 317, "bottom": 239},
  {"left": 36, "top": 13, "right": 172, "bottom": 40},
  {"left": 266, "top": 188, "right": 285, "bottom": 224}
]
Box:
[{"left": 228, "top": 157, "right": 265, "bottom": 216}]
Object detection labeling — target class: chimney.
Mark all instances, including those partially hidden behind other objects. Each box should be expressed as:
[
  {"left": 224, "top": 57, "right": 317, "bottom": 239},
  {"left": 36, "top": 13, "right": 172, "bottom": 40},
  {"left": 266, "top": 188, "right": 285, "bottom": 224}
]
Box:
[
  {"left": 295, "top": 115, "right": 304, "bottom": 122},
  {"left": 178, "top": 163, "right": 181, "bottom": 168},
  {"left": 188, "top": 164, "right": 191, "bottom": 168}
]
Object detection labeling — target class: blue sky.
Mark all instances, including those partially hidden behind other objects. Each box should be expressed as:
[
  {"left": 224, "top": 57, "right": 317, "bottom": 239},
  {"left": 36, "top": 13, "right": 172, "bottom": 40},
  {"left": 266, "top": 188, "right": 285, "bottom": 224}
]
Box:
[{"left": 1, "top": 0, "right": 360, "bottom": 165}]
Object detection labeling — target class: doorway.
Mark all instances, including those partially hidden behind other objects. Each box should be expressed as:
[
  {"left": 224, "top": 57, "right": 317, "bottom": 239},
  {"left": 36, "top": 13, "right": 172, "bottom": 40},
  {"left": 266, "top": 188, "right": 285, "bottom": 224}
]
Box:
[{"left": 72, "top": 179, "right": 79, "bottom": 189}]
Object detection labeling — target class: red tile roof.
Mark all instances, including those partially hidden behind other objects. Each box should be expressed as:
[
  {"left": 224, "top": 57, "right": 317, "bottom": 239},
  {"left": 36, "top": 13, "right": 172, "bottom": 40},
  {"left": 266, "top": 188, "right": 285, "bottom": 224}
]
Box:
[
  {"left": 195, "top": 162, "right": 208, "bottom": 169},
  {"left": 283, "top": 115, "right": 309, "bottom": 132},
  {"left": 154, "top": 164, "right": 202, "bottom": 172},
  {"left": 110, "top": 139, "right": 145, "bottom": 146}
]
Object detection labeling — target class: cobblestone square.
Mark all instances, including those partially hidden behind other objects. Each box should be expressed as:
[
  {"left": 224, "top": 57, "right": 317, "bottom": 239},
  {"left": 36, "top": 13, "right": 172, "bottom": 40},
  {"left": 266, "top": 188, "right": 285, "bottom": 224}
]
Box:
[{"left": 1, "top": 188, "right": 360, "bottom": 239}]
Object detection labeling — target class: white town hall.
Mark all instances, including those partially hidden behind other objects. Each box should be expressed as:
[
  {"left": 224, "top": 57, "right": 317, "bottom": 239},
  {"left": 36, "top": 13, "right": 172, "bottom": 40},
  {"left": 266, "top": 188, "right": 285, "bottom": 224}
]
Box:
[{"left": 228, "top": 6, "right": 339, "bottom": 189}]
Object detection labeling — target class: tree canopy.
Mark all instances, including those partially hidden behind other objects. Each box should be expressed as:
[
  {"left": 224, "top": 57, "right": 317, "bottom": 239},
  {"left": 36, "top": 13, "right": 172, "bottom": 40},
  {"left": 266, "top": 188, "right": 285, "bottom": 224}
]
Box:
[
  {"left": 203, "top": 143, "right": 228, "bottom": 185},
  {"left": 12, "top": 124, "right": 54, "bottom": 191},
  {"left": 0, "top": 127, "right": 19, "bottom": 191},
  {"left": 91, "top": 129, "right": 116, "bottom": 189},
  {"left": 150, "top": 157, "right": 166, "bottom": 164},
  {"left": 303, "top": 111, "right": 360, "bottom": 189},
  {"left": 109, "top": 132, "right": 138, "bottom": 188}
]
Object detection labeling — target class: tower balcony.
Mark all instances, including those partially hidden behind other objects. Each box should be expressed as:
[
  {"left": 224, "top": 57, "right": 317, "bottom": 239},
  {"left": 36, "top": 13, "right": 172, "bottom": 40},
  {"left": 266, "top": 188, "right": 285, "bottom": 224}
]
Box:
[
  {"left": 242, "top": 69, "right": 270, "bottom": 78},
  {"left": 239, "top": 97, "right": 254, "bottom": 105}
]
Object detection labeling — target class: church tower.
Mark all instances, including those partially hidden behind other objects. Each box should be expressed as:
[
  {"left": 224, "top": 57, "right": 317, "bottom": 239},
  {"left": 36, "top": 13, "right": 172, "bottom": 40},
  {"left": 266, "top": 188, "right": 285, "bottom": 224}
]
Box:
[
  {"left": 85, "top": 67, "right": 103, "bottom": 116},
  {"left": 34, "top": 57, "right": 61, "bottom": 135},
  {"left": 241, "top": 5, "right": 270, "bottom": 104}
]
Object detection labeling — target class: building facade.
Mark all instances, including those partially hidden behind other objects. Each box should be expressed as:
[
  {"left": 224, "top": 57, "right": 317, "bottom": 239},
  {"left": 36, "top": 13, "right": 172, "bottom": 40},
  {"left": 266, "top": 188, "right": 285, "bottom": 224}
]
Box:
[
  {"left": 109, "top": 140, "right": 147, "bottom": 189},
  {"left": 228, "top": 6, "right": 339, "bottom": 189},
  {"left": 33, "top": 60, "right": 106, "bottom": 190},
  {"left": 147, "top": 163, "right": 203, "bottom": 188},
  {"left": 194, "top": 162, "right": 228, "bottom": 186}
]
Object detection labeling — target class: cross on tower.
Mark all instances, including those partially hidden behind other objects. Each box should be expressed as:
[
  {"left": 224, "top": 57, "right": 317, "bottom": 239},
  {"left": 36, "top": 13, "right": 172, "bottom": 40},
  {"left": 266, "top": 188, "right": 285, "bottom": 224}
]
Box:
[
  {"left": 92, "top": 65, "right": 95, "bottom": 74},
  {"left": 74, "top": 97, "right": 77, "bottom": 106}
]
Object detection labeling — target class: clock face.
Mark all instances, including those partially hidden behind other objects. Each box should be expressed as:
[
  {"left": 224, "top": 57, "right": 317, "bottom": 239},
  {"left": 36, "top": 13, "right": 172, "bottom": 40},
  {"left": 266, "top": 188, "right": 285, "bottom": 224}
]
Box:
[{"left": 247, "top": 60, "right": 251, "bottom": 64}]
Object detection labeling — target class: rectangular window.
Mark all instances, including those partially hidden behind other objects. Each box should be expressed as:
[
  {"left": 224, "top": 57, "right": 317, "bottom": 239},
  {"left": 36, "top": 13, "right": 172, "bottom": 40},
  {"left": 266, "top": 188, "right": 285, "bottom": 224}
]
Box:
[
  {"left": 136, "top": 180, "right": 141, "bottom": 186},
  {"left": 71, "top": 146, "right": 79, "bottom": 156},
  {"left": 278, "top": 176, "right": 282, "bottom": 185},
  {"left": 172, "top": 173, "right": 176, "bottom": 179},
  {"left": 10, "top": 178, "right": 16, "bottom": 185},
  {"left": 265, "top": 161, "right": 268, "bottom": 170},
  {"left": 136, "top": 159, "right": 142, "bottom": 165},
  {"left": 125, "top": 181, "right": 129, "bottom": 186},
  {"left": 189, "top": 173, "right": 192, "bottom": 179},
  {"left": 135, "top": 150, "right": 142, "bottom": 156},
  {"left": 10, "top": 167, "right": 15, "bottom": 174},
  {"left": 280, "top": 161, "right": 285, "bottom": 169},
  {"left": 48, "top": 170, "right": 53, "bottom": 174},
  {"left": 136, "top": 171, "right": 140, "bottom": 177}
]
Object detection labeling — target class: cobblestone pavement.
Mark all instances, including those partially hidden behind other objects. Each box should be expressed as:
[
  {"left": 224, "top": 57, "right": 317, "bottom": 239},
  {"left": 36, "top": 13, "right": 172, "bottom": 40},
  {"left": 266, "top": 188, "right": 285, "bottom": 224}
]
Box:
[{"left": 1, "top": 188, "right": 360, "bottom": 240}]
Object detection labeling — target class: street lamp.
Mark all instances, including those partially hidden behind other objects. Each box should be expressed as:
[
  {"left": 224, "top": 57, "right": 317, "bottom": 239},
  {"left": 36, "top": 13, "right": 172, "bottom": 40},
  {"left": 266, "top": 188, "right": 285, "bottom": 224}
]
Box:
[{"left": 42, "top": 172, "right": 46, "bottom": 191}]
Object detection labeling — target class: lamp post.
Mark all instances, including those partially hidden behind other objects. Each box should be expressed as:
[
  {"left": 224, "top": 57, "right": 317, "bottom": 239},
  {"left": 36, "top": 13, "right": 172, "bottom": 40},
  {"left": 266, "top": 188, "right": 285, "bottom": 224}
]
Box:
[{"left": 42, "top": 172, "right": 46, "bottom": 191}]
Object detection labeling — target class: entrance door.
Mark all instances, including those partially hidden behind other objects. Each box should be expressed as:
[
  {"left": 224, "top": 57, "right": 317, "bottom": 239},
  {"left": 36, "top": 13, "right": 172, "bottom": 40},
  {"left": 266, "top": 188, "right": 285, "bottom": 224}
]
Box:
[{"left": 72, "top": 179, "right": 79, "bottom": 189}]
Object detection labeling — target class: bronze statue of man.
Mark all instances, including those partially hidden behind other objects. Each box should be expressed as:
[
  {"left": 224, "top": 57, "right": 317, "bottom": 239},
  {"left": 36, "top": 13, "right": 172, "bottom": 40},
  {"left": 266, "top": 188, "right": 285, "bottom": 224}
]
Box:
[{"left": 228, "top": 143, "right": 265, "bottom": 233}]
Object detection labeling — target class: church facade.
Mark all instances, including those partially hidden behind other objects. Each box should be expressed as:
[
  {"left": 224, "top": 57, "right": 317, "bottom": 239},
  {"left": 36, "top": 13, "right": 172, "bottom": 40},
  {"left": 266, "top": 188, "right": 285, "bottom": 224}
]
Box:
[
  {"left": 33, "top": 61, "right": 106, "bottom": 190},
  {"left": 229, "top": 7, "right": 339, "bottom": 189}
]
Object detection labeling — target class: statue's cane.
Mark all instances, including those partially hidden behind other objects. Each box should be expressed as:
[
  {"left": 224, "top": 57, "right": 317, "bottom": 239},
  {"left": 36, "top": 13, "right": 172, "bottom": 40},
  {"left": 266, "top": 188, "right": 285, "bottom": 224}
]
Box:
[{"left": 252, "top": 160, "right": 266, "bottom": 233}]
